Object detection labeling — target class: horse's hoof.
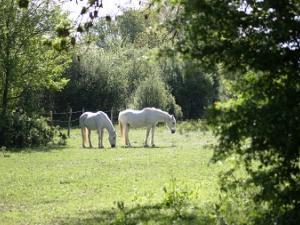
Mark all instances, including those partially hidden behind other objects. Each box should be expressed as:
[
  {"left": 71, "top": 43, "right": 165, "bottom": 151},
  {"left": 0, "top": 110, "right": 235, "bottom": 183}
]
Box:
[
  {"left": 151, "top": 144, "right": 156, "bottom": 148},
  {"left": 144, "top": 144, "right": 149, "bottom": 148}
]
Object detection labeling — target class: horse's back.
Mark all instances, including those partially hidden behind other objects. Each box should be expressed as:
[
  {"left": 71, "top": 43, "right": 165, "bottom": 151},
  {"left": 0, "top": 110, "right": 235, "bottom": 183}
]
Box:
[
  {"left": 119, "top": 109, "right": 138, "bottom": 119},
  {"left": 79, "top": 112, "right": 90, "bottom": 127},
  {"left": 80, "top": 111, "right": 108, "bottom": 130},
  {"left": 118, "top": 108, "right": 161, "bottom": 127},
  {"left": 119, "top": 108, "right": 157, "bottom": 117}
]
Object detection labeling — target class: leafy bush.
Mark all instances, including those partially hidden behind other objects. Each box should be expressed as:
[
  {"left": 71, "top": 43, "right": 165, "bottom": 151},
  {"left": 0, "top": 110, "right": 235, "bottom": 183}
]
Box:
[
  {"left": 178, "top": 120, "right": 208, "bottom": 134},
  {"left": 214, "top": 164, "right": 267, "bottom": 225},
  {"left": 132, "top": 75, "right": 182, "bottom": 118},
  {"left": 162, "top": 178, "right": 197, "bottom": 218},
  {"left": 162, "top": 58, "right": 218, "bottom": 119},
  {"left": 0, "top": 110, "right": 66, "bottom": 148},
  {"left": 208, "top": 71, "right": 300, "bottom": 225}
]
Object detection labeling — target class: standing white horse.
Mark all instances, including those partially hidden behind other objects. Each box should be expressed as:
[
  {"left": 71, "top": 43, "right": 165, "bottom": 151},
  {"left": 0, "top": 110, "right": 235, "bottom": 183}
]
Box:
[
  {"left": 118, "top": 107, "right": 176, "bottom": 147},
  {"left": 79, "top": 111, "right": 116, "bottom": 148}
]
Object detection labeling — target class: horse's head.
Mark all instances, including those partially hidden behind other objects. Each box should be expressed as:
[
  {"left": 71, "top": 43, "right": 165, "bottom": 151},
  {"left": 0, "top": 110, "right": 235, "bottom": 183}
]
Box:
[
  {"left": 166, "top": 115, "right": 176, "bottom": 134},
  {"left": 109, "top": 130, "right": 117, "bottom": 148}
]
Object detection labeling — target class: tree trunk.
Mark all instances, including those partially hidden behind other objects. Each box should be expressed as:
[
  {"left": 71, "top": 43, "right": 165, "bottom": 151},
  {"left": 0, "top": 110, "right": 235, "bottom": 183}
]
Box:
[
  {"left": 1, "top": 39, "right": 11, "bottom": 117},
  {"left": 1, "top": 70, "right": 9, "bottom": 117},
  {"left": 1, "top": 13, "right": 12, "bottom": 118}
]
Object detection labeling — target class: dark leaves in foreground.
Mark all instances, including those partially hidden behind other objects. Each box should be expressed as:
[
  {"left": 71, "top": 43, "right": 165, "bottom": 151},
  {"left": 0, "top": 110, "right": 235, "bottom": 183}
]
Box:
[{"left": 18, "top": 0, "right": 29, "bottom": 8}]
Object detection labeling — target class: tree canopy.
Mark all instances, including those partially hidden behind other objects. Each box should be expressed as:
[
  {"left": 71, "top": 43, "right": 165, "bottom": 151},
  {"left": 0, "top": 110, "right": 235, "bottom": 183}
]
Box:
[
  {"left": 157, "top": 0, "right": 299, "bottom": 224},
  {"left": 0, "top": 0, "right": 71, "bottom": 116},
  {"left": 0, "top": 0, "right": 71, "bottom": 147}
]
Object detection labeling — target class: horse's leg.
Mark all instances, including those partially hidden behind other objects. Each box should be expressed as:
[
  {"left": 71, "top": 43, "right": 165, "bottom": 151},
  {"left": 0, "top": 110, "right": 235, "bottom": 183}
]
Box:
[
  {"left": 151, "top": 125, "right": 156, "bottom": 147},
  {"left": 144, "top": 127, "right": 151, "bottom": 147},
  {"left": 88, "top": 129, "right": 93, "bottom": 148},
  {"left": 98, "top": 128, "right": 103, "bottom": 148},
  {"left": 120, "top": 122, "right": 125, "bottom": 145},
  {"left": 124, "top": 124, "right": 128, "bottom": 146},
  {"left": 101, "top": 128, "right": 104, "bottom": 148},
  {"left": 125, "top": 124, "right": 131, "bottom": 147}
]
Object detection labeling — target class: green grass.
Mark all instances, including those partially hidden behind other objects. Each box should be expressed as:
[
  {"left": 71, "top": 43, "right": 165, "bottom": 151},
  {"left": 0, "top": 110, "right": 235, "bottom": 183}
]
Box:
[{"left": 0, "top": 122, "right": 223, "bottom": 225}]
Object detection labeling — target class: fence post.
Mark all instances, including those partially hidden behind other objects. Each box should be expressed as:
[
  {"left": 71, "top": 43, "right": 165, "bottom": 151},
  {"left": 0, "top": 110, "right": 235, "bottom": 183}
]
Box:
[
  {"left": 49, "top": 111, "right": 53, "bottom": 126},
  {"left": 67, "top": 107, "right": 72, "bottom": 138},
  {"left": 110, "top": 108, "right": 113, "bottom": 123}
]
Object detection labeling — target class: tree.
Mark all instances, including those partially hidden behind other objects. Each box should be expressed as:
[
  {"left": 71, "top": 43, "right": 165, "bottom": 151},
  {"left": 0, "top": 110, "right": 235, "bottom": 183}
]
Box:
[
  {"left": 0, "top": 0, "right": 71, "bottom": 147},
  {"left": 117, "top": 10, "right": 146, "bottom": 44},
  {"left": 51, "top": 10, "right": 173, "bottom": 113},
  {"left": 53, "top": 46, "right": 129, "bottom": 112},
  {"left": 157, "top": 0, "right": 300, "bottom": 224},
  {"left": 0, "top": 0, "right": 71, "bottom": 116},
  {"left": 161, "top": 57, "right": 218, "bottom": 119},
  {"left": 132, "top": 69, "right": 182, "bottom": 117}
]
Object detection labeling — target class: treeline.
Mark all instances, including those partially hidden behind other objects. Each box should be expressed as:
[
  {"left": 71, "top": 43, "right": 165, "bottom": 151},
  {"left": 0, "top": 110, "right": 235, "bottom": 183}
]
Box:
[{"left": 48, "top": 10, "right": 219, "bottom": 119}]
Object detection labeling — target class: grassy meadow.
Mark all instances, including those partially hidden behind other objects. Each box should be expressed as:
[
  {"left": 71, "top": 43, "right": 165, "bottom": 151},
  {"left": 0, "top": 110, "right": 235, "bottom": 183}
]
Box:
[{"left": 0, "top": 122, "right": 224, "bottom": 225}]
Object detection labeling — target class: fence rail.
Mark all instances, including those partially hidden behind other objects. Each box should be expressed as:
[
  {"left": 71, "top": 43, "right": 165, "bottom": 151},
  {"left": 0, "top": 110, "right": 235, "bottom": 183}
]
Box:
[{"left": 48, "top": 108, "right": 115, "bottom": 137}]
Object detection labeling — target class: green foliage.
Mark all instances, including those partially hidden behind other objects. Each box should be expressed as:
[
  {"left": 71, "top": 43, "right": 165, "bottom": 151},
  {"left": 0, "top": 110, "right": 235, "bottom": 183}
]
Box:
[
  {"left": 52, "top": 9, "right": 166, "bottom": 113},
  {"left": 51, "top": 8, "right": 216, "bottom": 121},
  {"left": 163, "top": 178, "right": 197, "bottom": 218},
  {"left": 53, "top": 46, "right": 129, "bottom": 112},
  {"left": 111, "top": 179, "right": 201, "bottom": 225},
  {"left": 163, "top": 59, "right": 218, "bottom": 118},
  {"left": 0, "top": 0, "right": 71, "bottom": 116},
  {"left": 177, "top": 120, "right": 208, "bottom": 134},
  {"left": 132, "top": 71, "right": 183, "bottom": 117},
  {"left": 117, "top": 10, "right": 147, "bottom": 44},
  {"left": 216, "top": 64, "right": 239, "bottom": 101},
  {"left": 208, "top": 70, "right": 300, "bottom": 224},
  {"left": 0, "top": 110, "right": 66, "bottom": 148},
  {"left": 17, "top": 0, "right": 28, "bottom": 8},
  {"left": 113, "top": 201, "right": 128, "bottom": 225},
  {"left": 214, "top": 164, "right": 268, "bottom": 225},
  {"left": 158, "top": 0, "right": 299, "bottom": 75},
  {"left": 156, "top": 0, "right": 300, "bottom": 224}
]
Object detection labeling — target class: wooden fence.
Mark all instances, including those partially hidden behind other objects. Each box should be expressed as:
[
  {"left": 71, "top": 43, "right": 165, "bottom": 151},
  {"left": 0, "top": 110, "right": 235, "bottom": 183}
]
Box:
[{"left": 49, "top": 108, "right": 115, "bottom": 137}]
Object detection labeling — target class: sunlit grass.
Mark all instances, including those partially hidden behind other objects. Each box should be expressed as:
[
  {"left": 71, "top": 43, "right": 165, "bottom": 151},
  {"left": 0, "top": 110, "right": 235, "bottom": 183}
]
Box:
[{"left": 0, "top": 122, "right": 223, "bottom": 224}]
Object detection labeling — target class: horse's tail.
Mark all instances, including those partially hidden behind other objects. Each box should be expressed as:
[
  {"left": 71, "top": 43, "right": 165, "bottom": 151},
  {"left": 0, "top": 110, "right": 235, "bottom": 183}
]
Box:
[
  {"left": 119, "top": 120, "right": 123, "bottom": 140},
  {"left": 81, "top": 127, "right": 88, "bottom": 148},
  {"left": 79, "top": 114, "right": 88, "bottom": 148}
]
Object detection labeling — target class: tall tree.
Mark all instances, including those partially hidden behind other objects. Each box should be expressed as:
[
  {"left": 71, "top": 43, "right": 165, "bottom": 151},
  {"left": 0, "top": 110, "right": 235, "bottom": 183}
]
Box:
[
  {"left": 157, "top": 0, "right": 300, "bottom": 224},
  {"left": 0, "top": 0, "right": 71, "bottom": 116}
]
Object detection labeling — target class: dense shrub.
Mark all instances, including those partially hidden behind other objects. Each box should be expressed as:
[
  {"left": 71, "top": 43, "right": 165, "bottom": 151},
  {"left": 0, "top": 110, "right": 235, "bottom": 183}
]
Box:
[
  {"left": 0, "top": 110, "right": 65, "bottom": 148},
  {"left": 162, "top": 58, "right": 218, "bottom": 119},
  {"left": 208, "top": 71, "right": 300, "bottom": 224},
  {"left": 132, "top": 75, "right": 183, "bottom": 118}
]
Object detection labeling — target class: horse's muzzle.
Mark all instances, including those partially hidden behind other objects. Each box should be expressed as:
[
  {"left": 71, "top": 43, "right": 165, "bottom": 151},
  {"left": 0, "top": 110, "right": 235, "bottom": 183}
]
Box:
[
  {"left": 171, "top": 130, "right": 175, "bottom": 134},
  {"left": 111, "top": 144, "right": 116, "bottom": 148}
]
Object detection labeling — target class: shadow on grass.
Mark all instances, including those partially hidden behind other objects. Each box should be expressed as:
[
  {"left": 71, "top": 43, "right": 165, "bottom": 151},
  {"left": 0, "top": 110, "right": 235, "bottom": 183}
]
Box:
[
  {"left": 2, "top": 144, "right": 68, "bottom": 154},
  {"left": 55, "top": 203, "right": 216, "bottom": 225},
  {"left": 120, "top": 145, "right": 177, "bottom": 149}
]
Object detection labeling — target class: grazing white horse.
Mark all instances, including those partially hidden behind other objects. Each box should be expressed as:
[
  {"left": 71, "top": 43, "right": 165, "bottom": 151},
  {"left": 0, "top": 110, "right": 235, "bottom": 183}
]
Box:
[
  {"left": 118, "top": 107, "right": 176, "bottom": 147},
  {"left": 79, "top": 111, "right": 116, "bottom": 148}
]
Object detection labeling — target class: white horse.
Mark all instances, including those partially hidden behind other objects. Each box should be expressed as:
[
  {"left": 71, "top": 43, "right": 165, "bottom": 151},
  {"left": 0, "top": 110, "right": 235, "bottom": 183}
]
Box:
[
  {"left": 79, "top": 111, "right": 116, "bottom": 148},
  {"left": 118, "top": 107, "right": 176, "bottom": 147}
]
